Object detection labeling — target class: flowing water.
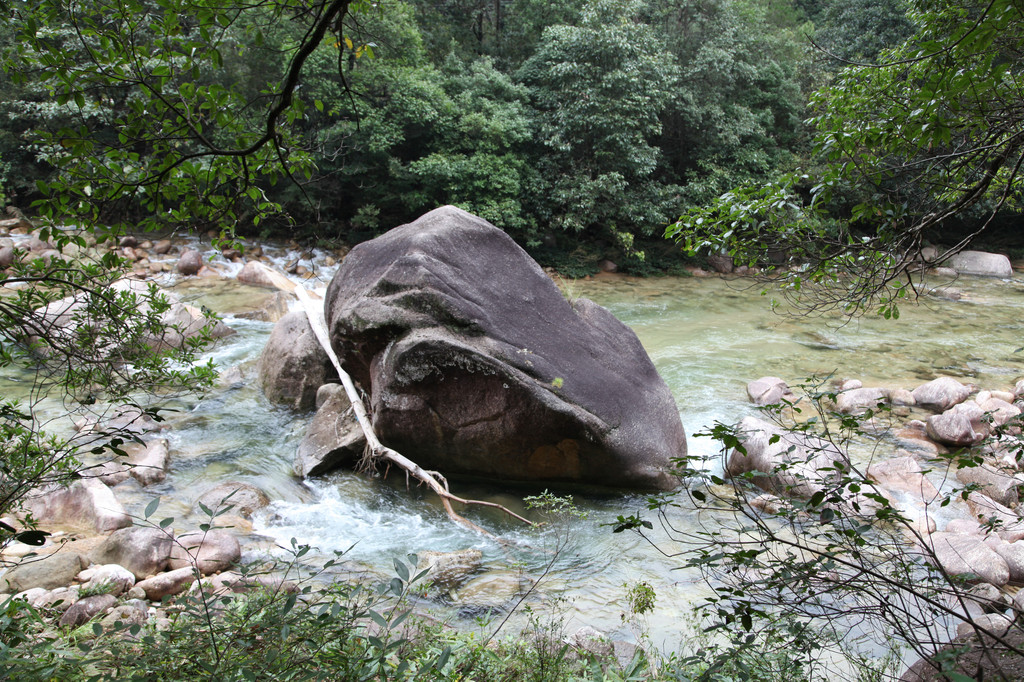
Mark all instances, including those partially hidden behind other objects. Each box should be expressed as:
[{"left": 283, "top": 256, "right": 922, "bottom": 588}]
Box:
[{"left": 8, "top": 235, "right": 1024, "bottom": 654}]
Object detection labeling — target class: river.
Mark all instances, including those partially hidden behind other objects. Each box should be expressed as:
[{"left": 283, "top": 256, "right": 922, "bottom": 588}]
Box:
[{"left": 10, "top": 236, "right": 1024, "bottom": 659}]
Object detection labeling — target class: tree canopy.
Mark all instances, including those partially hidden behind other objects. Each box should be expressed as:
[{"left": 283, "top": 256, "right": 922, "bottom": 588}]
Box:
[{"left": 670, "top": 0, "right": 1024, "bottom": 314}]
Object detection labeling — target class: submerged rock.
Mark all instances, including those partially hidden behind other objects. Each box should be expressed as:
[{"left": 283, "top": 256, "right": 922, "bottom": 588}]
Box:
[{"left": 322, "top": 206, "right": 684, "bottom": 490}]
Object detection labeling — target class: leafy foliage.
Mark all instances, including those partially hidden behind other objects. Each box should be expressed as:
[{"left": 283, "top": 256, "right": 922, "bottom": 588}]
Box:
[{"left": 670, "top": 0, "right": 1024, "bottom": 314}]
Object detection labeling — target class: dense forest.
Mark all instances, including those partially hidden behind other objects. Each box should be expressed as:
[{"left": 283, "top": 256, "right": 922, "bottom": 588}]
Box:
[{"left": 0, "top": 0, "right": 920, "bottom": 273}]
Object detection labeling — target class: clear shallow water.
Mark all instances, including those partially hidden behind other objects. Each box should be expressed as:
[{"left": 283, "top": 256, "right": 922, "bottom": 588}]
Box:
[{"left": 9, "top": 249, "right": 1024, "bottom": 651}]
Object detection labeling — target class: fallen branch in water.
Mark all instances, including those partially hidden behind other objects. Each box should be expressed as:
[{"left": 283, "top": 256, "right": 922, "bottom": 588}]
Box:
[{"left": 249, "top": 262, "right": 533, "bottom": 536}]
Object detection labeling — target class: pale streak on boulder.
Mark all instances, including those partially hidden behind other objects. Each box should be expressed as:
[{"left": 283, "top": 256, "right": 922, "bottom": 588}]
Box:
[
  {"left": 726, "top": 416, "right": 848, "bottom": 500},
  {"left": 22, "top": 478, "right": 131, "bottom": 533}
]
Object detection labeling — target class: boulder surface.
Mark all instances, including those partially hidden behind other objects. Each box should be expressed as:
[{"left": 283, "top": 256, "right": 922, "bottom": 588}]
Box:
[{"left": 322, "top": 206, "right": 684, "bottom": 490}]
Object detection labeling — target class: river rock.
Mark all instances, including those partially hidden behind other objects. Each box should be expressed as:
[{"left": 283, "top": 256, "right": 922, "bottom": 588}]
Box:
[
  {"left": 569, "top": 626, "right": 614, "bottom": 658},
  {"left": 0, "top": 245, "right": 17, "bottom": 268},
  {"left": 1, "top": 552, "right": 85, "bottom": 593},
  {"left": 134, "top": 567, "right": 197, "bottom": 601},
  {"left": 965, "top": 492, "right": 1024, "bottom": 541},
  {"left": 900, "top": 627, "right": 1024, "bottom": 681},
  {"left": 177, "top": 248, "right": 204, "bottom": 276},
  {"left": 912, "top": 377, "right": 971, "bottom": 412},
  {"left": 946, "top": 518, "right": 984, "bottom": 535},
  {"left": 983, "top": 538, "right": 1024, "bottom": 583},
  {"left": 892, "top": 420, "right": 942, "bottom": 455},
  {"left": 926, "top": 532, "right": 1009, "bottom": 586},
  {"left": 150, "top": 300, "right": 235, "bottom": 351},
  {"left": 194, "top": 481, "right": 270, "bottom": 519},
  {"left": 956, "top": 463, "right": 1021, "bottom": 508},
  {"left": 454, "top": 572, "right": 528, "bottom": 612},
  {"left": 82, "top": 564, "right": 136, "bottom": 597},
  {"left": 945, "top": 250, "right": 1014, "bottom": 278},
  {"left": 21, "top": 586, "right": 80, "bottom": 612},
  {"left": 237, "top": 261, "right": 282, "bottom": 289},
  {"left": 977, "top": 397, "right": 1021, "bottom": 429},
  {"left": 90, "top": 527, "right": 173, "bottom": 580},
  {"left": 99, "top": 600, "right": 149, "bottom": 630},
  {"left": 835, "top": 386, "right": 889, "bottom": 415},
  {"left": 706, "top": 253, "right": 734, "bottom": 274},
  {"left": 30, "top": 278, "right": 233, "bottom": 356},
  {"left": 746, "top": 377, "right": 794, "bottom": 406},
  {"left": 100, "top": 439, "right": 170, "bottom": 487},
  {"left": 168, "top": 530, "right": 241, "bottom": 575},
  {"left": 22, "top": 478, "right": 131, "bottom": 533},
  {"left": 726, "top": 416, "right": 847, "bottom": 499},
  {"left": 323, "top": 206, "right": 684, "bottom": 490},
  {"left": 295, "top": 383, "right": 366, "bottom": 477},
  {"left": 416, "top": 549, "right": 482, "bottom": 590},
  {"left": 866, "top": 455, "right": 940, "bottom": 506},
  {"left": 259, "top": 311, "right": 338, "bottom": 411},
  {"left": 926, "top": 403, "right": 989, "bottom": 447},
  {"left": 59, "top": 593, "right": 118, "bottom": 628}
]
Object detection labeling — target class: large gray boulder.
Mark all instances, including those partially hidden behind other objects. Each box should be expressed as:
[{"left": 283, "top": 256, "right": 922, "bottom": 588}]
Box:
[
  {"left": 259, "top": 311, "right": 338, "bottom": 410},
  {"left": 945, "top": 250, "right": 1013, "bottom": 278},
  {"left": 322, "top": 206, "right": 684, "bottom": 490}
]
